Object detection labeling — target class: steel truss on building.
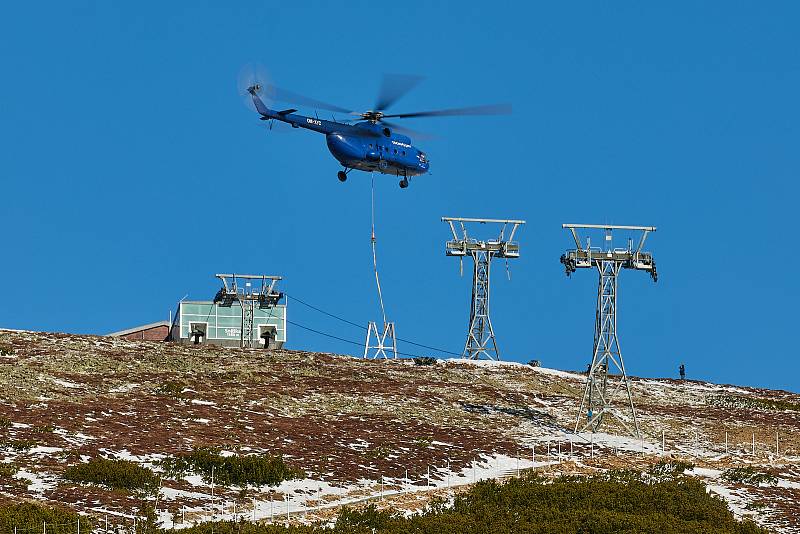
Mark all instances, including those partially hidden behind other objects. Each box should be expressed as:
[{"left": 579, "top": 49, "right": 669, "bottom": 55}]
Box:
[
  {"left": 213, "top": 274, "right": 283, "bottom": 348},
  {"left": 443, "top": 217, "right": 525, "bottom": 360},
  {"left": 560, "top": 224, "right": 658, "bottom": 437}
]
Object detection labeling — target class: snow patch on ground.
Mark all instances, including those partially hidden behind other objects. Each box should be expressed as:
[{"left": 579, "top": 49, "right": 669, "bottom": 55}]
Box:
[
  {"left": 14, "top": 469, "right": 57, "bottom": 494},
  {"left": 110, "top": 383, "right": 139, "bottom": 393},
  {"left": 50, "top": 377, "right": 81, "bottom": 389}
]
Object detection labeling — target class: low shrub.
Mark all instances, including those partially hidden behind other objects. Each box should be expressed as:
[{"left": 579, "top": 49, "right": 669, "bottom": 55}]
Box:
[
  {"left": 0, "top": 463, "right": 17, "bottom": 477},
  {"left": 63, "top": 457, "right": 160, "bottom": 494},
  {"left": 722, "top": 466, "right": 778, "bottom": 486},
  {"left": 647, "top": 459, "right": 695, "bottom": 482},
  {"left": 177, "top": 468, "right": 768, "bottom": 533},
  {"left": 412, "top": 356, "right": 437, "bottom": 366},
  {"left": 1, "top": 439, "right": 36, "bottom": 451},
  {"left": 0, "top": 503, "right": 91, "bottom": 534},
  {"left": 159, "top": 448, "right": 302, "bottom": 487}
]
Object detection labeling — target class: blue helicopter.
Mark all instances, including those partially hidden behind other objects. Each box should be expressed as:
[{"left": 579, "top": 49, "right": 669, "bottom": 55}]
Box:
[{"left": 244, "top": 74, "right": 510, "bottom": 188}]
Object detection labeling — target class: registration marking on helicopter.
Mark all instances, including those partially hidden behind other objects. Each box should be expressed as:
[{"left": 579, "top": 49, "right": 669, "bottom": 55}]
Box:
[
  {"left": 392, "top": 140, "right": 411, "bottom": 148},
  {"left": 306, "top": 118, "right": 322, "bottom": 126}
]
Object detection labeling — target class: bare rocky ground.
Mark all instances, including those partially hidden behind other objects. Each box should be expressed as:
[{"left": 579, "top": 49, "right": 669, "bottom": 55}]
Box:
[{"left": 1, "top": 329, "right": 799, "bottom": 532}]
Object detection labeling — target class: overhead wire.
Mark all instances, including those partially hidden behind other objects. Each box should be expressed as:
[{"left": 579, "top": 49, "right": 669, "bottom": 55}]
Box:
[{"left": 283, "top": 291, "right": 462, "bottom": 357}]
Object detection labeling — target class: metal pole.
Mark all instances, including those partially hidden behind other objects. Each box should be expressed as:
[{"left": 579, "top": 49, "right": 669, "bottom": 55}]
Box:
[
  {"left": 77, "top": 518, "right": 80, "bottom": 534},
  {"left": 427, "top": 465, "right": 430, "bottom": 489},
  {"left": 286, "top": 494, "right": 289, "bottom": 523},
  {"left": 776, "top": 431, "right": 779, "bottom": 457}
]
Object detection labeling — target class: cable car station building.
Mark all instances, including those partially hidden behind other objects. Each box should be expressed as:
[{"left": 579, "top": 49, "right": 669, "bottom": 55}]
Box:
[{"left": 168, "top": 274, "right": 286, "bottom": 349}]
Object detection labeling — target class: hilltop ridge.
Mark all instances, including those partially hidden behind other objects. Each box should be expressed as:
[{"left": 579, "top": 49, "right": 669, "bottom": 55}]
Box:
[{"left": 0, "top": 330, "right": 798, "bottom": 531}]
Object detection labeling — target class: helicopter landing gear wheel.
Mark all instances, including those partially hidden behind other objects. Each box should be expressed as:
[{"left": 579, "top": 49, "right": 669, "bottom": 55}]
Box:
[
  {"left": 337, "top": 170, "right": 347, "bottom": 182},
  {"left": 399, "top": 178, "right": 409, "bottom": 189}
]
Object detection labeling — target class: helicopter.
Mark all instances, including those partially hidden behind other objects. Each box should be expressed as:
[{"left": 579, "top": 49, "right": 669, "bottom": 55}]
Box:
[{"left": 243, "top": 73, "right": 511, "bottom": 188}]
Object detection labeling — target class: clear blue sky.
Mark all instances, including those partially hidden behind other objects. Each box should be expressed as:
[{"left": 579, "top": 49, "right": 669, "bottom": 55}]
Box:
[{"left": 2, "top": 2, "right": 798, "bottom": 392}]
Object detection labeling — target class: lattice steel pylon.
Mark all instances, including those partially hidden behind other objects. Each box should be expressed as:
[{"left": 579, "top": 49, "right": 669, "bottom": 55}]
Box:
[
  {"left": 560, "top": 224, "right": 658, "bottom": 437},
  {"left": 213, "top": 274, "right": 283, "bottom": 348},
  {"left": 443, "top": 217, "right": 525, "bottom": 360}
]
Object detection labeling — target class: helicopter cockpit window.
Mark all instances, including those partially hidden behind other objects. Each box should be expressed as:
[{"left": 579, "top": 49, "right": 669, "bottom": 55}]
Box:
[{"left": 418, "top": 152, "right": 427, "bottom": 163}]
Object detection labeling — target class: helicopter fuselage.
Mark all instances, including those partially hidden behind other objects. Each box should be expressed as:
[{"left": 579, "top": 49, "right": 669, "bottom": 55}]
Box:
[{"left": 253, "top": 101, "right": 430, "bottom": 177}]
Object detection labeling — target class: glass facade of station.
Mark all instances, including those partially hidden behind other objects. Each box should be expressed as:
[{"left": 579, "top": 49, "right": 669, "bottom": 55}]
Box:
[{"left": 171, "top": 300, "right": 286, "bottom": 346}]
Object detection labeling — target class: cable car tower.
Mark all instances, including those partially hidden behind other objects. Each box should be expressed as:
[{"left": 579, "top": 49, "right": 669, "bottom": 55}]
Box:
[
  {"left": 443, "top": 217, "right": 525, "bottom": 360},
  {"left": 213, "top": 274, "right": 283, "bottom": 348},
  {"left": 560, "top": 224, "right": 657, "bottom": 437}
]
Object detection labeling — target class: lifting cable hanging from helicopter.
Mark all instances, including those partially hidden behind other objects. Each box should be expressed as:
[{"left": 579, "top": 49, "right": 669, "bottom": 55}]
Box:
[
  {"left": 370, "top": 173, "right": 387, "bottom": 325},
  {"left": 238, "top": 67, "right": 512, "bottom": 188}
]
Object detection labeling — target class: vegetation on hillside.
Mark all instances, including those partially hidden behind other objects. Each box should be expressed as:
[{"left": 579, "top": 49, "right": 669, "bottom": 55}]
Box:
[
  {"left": 63, "top": 457, "right": 161, "bottom": 495},
  {"left": 159, "top": 448, "right": 303, "bottom": 487},
  {"left": 0, "top": 503, "right": 91, "bottom": 534},
  {"left": 722, "top": 466, "right": 778, "bottom": 486},
  {"left": 176, "top": 464, "right": 768, "bottom": 534}
]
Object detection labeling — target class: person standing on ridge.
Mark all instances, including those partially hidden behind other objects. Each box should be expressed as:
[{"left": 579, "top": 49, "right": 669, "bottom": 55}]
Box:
[{"left": 679, "top": 363, "right": 686, "bottom": 380}]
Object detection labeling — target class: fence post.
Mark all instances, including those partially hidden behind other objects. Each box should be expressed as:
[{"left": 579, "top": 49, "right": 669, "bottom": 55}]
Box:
[
  {"left": 77, "top": 518, "right": 80, "bottom": 534},
  {"left": 776, "top": 431, "right": 779, "bottom": 457},
  {"left": 725, "top": 431, "right": 728, "bottom": 454},
  {"left": 531, "top": 445, "right": 535, "bottom": 468},
  {"left": 447, "top": 459, "right": 450, "bottom": 489},
  {"left": 427, "top": 465, "right": 431, "bottom": 489},
  {"left": 286, "top": 494, "right": 290, "bottom": 523}
]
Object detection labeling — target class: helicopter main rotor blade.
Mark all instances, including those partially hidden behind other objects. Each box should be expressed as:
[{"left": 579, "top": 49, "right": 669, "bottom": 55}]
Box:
[
  {"left": 382, "top": 103, "right": 512, "bottom": 119},
  {"left": 375, "top": 73, "right": 425, "bottom": 111},
  {"left": 264, "top": 85, "right": 355, "bottom": 114}
]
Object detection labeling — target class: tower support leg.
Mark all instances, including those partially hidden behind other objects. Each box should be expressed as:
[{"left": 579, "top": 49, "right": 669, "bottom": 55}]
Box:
[
  {"left": 575, "top": 260, "right": 639, "bottom": 437},
  {"left": 463, "top": 250, "right": 499, "bottom": 360},
  {"left": 241, "top": 300, "right": 255, "bottom": 348},
  {"left": 364, "top": 321, "right": 397, "bottom": 359}
]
